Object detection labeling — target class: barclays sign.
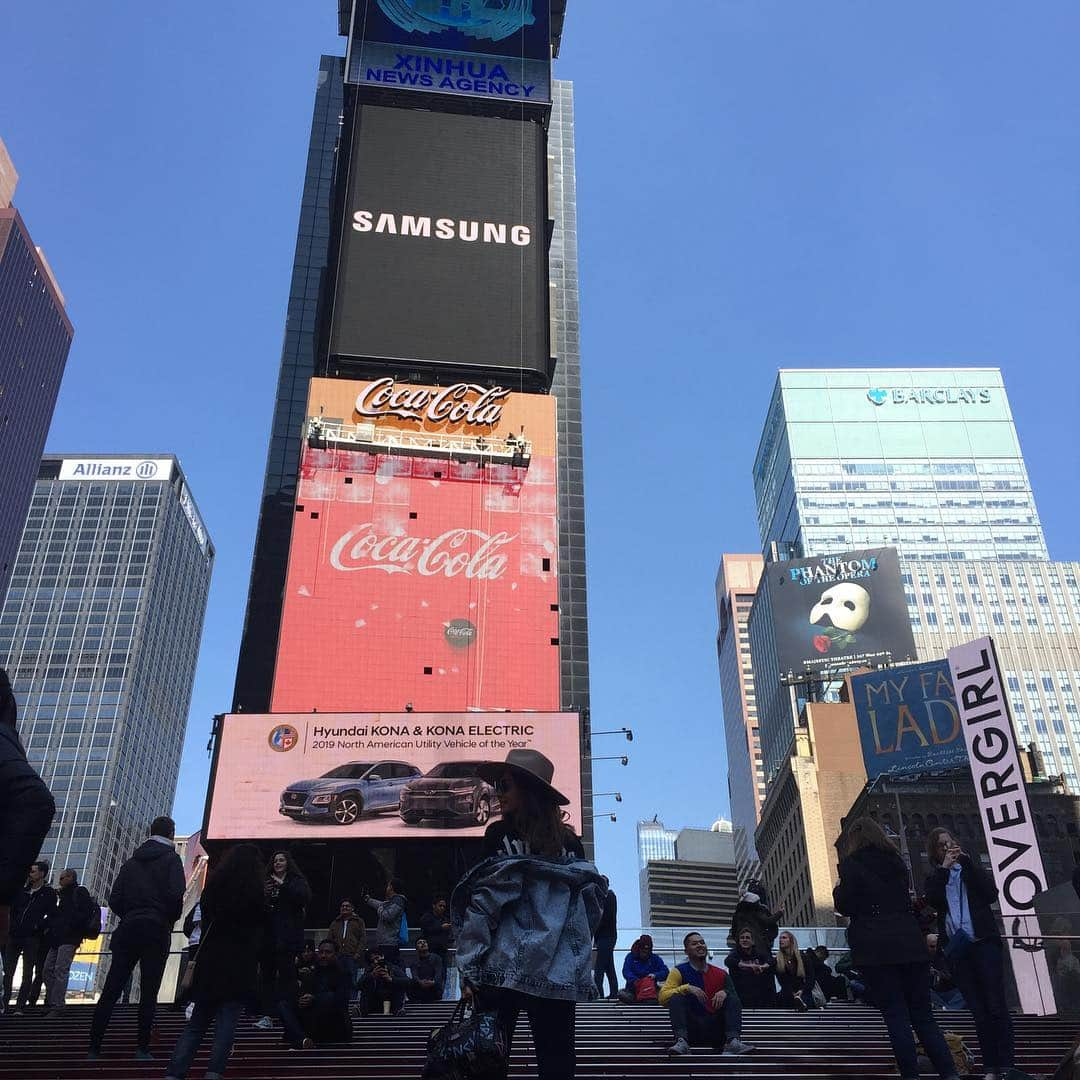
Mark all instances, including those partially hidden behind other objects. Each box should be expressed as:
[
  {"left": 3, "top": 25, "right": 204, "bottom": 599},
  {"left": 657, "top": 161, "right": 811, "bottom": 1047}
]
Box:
[{"left": 867, "top": 387, "right": 992, "bottom": 406}]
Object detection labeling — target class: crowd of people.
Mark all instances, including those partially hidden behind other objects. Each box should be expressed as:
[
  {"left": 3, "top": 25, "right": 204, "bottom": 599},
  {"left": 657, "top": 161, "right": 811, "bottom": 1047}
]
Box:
[{"left": 0, "top": 661, "right": 1052, "bottom": 1079}]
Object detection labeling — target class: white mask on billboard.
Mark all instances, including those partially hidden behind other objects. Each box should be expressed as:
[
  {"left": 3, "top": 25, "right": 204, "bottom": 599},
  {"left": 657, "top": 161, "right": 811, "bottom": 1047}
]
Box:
[{"left": 810, "top": 582, "right": 871, "bottom": 633}]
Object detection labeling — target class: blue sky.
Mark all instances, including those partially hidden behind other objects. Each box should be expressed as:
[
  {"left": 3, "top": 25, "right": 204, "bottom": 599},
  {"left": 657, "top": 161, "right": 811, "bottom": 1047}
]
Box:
[{"left": 4, "top": 2, "right": 1079, "bottom": 923}]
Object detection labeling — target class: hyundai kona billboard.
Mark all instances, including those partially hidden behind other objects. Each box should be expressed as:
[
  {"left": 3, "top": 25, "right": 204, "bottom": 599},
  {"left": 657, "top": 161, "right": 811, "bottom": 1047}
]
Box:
[
  {"left": 203, "top": 711, "right": 582, "bottom": 841},
  {"left": 328, "top": 104, "right": 550, "bottom": 387},
  {"left": 763, "top": 546, "right": 916, "bottom": 681},
  {"left": 346, "top": 0, "right": 552, "bottom": 105}
]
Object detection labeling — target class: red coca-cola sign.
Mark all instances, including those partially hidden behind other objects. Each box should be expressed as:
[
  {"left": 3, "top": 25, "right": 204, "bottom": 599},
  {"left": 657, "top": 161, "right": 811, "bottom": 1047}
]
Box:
[{"left": 271, "top": 393, "right": 560, "bottom": 713}]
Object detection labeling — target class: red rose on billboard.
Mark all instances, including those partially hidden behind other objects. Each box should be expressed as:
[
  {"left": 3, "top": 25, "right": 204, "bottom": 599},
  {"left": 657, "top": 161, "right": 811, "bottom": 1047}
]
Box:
[{"left": 813, "top": 634, "right": 832, "bottom": 654}]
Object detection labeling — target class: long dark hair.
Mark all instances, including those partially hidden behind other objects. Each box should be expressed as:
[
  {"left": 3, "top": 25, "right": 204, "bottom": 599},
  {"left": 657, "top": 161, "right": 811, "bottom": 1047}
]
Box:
[
  {"left": 837, "top": 816, "right": 902, "bottom": 862},
  {"left": 507, "top": 778, "right": 574, "bottom": 857},
  {"left": 267, "top": 850, "right": 307, "bottom": 882},
  {"left": 926, "top": 826, "right": 955, "bottom": 867},
  {"left": 204, "top": 843, "right": 264, "bottom": 917}
]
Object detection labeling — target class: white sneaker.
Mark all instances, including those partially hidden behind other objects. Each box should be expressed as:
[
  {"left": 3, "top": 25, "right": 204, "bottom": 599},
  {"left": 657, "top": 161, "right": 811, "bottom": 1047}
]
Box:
[
  {"left": 668, "top": 1037, "right": 690, "bottom": 1056},
  {"left": 724, "top": 1038, "right": 755, "bottom": 1055},
  {"left": 253, "top": 1016, "right": 274, "bottom": 1030}
]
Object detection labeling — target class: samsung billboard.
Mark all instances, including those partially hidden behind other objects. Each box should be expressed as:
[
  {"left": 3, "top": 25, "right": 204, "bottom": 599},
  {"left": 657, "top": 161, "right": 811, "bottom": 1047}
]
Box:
[
  {"left": 850, "top": 659, "right": 968, "bottom": 780},
  {"left": 764, "top": 547, "right": 916, "bottom": 681},
  {"left": 346, "top": 0, "right": 552, "bottom": 105},
  {"left": 328, "top": 104, "right": 550, "bottom": 386}
]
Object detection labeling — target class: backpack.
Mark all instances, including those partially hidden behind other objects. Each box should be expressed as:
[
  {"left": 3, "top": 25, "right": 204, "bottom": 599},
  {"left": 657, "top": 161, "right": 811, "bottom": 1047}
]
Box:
[
  {"left": 916, "top": 1032, "right": 973, "bottom": 1077},
  {"left": 634, "top": 975, "right": 658, "bottom": 1003},
  {"left": 82, "top": 892, "right": 103, "bottom": 940}
]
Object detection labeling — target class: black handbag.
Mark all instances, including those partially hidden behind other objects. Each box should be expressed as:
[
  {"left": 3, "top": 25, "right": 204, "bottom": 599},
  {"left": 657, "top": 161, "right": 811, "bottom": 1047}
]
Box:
[{"left": 422, "top": 998, "right": 509, "bottom": 1080}]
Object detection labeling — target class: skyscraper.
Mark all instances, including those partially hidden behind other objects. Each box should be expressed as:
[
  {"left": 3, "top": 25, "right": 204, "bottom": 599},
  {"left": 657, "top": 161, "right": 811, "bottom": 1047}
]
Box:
[
  {"left": 754, "top": 368, "right": 1046, "bottom": 563},
  {"left": 0, "top": 455, "right": 213, "bottom": 897},
  {"left": 636, "top": 816, "right": 678, "bottom": 868},
  {"left": 715, "top": 553, "right": 764, "bottom": 880},
  {"left": 0, "top": 136, "right": 73, "bottom": 604},
  {"left": 207, "top": 5, "right": 592, "bottom": 897},
  {"left": 745, "top": 367, "right": 1080, "bottom": 792}
]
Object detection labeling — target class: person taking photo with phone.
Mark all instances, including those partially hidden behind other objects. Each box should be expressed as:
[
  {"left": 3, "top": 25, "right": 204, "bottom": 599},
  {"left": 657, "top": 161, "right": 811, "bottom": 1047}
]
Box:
[{"left": 925, "top": 828, "right": 1015, "bottom": 1080}]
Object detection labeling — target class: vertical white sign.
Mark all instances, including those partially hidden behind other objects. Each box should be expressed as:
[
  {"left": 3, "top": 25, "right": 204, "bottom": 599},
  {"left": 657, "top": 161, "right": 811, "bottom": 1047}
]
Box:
[{"left": 947, "top": 636, "right": 1056, "bottom": 1015}]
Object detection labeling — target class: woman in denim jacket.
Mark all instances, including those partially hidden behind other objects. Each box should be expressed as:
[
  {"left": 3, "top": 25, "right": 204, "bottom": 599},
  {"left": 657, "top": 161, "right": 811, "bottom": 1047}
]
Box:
[{"left": 456, "top": 749, "right": 605, "bottom": 1079}]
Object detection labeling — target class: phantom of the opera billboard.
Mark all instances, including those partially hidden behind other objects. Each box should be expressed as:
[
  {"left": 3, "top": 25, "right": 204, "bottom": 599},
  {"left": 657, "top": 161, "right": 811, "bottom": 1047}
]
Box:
[
  {"left": 346, "top": 0, "right": 552, "bottom": 105},
  {"left": 850, "top": 659, "right": 969, "bottom": 781},
  {"left": 204, "top": 712, "right": 582, "bottom": 841},
  {"left": 269, "top": 377, "right": 559, "bottom": 714},
  {"left": 764, "top": 547, "right": 916, "bottom": 681},
  {"left": 328, "top": 104, "right": 550, "bottom": 386}
]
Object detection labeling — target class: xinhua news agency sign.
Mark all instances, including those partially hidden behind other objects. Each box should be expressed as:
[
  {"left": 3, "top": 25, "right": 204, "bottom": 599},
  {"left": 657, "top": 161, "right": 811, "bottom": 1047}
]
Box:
[
  {"left": 850, "top": 659, "right": 968, "bottom": 780},
  {"left": 947, "top": 636, "right": 1055, "bottom": 1015},
  {"left": 346, "top": 0, "right": 552, "bottom": 105}
]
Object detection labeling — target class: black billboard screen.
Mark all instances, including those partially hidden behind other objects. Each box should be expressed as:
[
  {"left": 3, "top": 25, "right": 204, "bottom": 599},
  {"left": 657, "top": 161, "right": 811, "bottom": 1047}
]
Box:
[
  {"left": 764, "top": 547, "right": 916, "bottom": 680},
  {"left": 329, "top": 105, "right": 549, "bottom": 384}
]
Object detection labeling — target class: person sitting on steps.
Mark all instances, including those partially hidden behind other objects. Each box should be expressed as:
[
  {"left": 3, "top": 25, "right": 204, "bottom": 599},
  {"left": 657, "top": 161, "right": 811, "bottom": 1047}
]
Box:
[{"left": 660, "top": 932, "right": 754, "bottom": 1058}]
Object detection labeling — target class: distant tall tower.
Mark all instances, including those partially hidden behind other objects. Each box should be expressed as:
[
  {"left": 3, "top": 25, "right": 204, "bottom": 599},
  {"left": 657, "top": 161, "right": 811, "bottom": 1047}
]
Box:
[
  {"left": 0, "top": 456, "right": 213, "bottom": 898},
  {"left": 715, "top": 553, "right": 765, "bottom": 883},
  {"left": 0, "top": 137, "right": 73, "bottom": 603}
]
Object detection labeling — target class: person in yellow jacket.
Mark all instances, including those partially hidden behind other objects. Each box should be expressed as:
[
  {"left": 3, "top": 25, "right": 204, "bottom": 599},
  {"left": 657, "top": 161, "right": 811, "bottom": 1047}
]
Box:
[{"left": 659, "top": 932, "right": 755, "bottom": 1057}]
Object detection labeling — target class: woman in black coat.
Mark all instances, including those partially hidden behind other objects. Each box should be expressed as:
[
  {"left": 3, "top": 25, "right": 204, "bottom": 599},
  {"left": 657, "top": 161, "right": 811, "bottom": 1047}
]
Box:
[
  {"left": 925, "top": 827, "right": 1014, "bottom": 1079},
  {"left": 165, "top": 844, "right": 265, "bottom": 1080},
  {"left": 255, "top": 851, "right": 312, "bottom": 1027},
  {"left": 775, "top": 931, "right": 816, "bottom": 1010},
  {"left": 833, "top": 818, "right": 959, "bottom": 1080}
]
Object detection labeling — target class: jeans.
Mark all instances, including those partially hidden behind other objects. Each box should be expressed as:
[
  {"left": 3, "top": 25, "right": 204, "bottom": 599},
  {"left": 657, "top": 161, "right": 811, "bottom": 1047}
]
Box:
[
  {"left": 486, "top": 988, "right": 575, "bottom": 1080},
  {"left": 667, "top": 992, "right": 742, "bottom": 1047},
  {"left": 862, "top": 962, "right": 956, "bottom": 1079},
  {"left": 259, "top": 949, "right": 297, "bottom": 1016},
  {"left": 90, "top": 920, "right": 170, "bottom": 1052},
  {"left": 593, "top": 938, "right": 617, "bottom": 997},
  {"left": 165, "top": 998, "right": 243, "bottom": 1078},
  {"left": 950, "top": 937, "right": 1014, "bottom": 1072},
  {"left": 3, "top": 937, "right": 43, "bottom": 1006},
  {"left": 359, "top": 976, "right": 408, "bottom": 1016},
  {"left": 43, "top": 943, "right": 77, "bottom": 1007}
]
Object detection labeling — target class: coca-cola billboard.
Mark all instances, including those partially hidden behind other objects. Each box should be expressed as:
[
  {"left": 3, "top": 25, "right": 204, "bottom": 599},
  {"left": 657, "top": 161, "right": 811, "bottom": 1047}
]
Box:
[{"left": 270, "top": 379, "right": 559, "bottom": 713}]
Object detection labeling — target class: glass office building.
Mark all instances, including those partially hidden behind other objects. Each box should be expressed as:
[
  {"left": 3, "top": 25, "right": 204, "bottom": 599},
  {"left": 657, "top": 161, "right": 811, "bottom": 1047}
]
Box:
[
  {"left": 754, "top": 368, "right": 1047, "bottom": 563},
  {"left": 747, "top": 368, "right": 1080, "bottom": 788},
  {"left": 636, "top": 817, "right": 678, "bottom": 868},
  {"left": 0, "top": 138, "right": 74, "bottom": 604},
  {"left": 0, "top": 455, "right": 213, "bottom": 898}
]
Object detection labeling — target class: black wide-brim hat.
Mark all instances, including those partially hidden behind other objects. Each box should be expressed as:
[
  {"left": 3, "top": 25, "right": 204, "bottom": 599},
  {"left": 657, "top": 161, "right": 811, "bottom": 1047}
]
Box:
[{"left": 477, "top": 749, "right": 570, "bottom": 806}]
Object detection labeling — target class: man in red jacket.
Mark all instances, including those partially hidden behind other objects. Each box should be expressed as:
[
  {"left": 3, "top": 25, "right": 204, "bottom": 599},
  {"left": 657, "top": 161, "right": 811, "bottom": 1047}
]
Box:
[{"left": 659, "top": 932, "right": 754, "bottom": 1057}]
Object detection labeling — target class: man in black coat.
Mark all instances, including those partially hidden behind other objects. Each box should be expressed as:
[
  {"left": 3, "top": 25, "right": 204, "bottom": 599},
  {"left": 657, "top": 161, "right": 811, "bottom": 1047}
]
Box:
[
  {"left": 3, "top": 860, "right": 57, "bottom": 1010},
  {"left": 0, "top": 669, "right": 55, "bottom": 954},
  {"left": 89, "top": 816, "right": 185, "bottom": 1061},
  {"left": 42, "top": 868, "right": 94, "bottom": 1012},
  {"left": 280, "top": 939, "right": 353, "bottom": 1047},
  {"left": 593, "top": 882, "right": 618, "bottom": 998}
]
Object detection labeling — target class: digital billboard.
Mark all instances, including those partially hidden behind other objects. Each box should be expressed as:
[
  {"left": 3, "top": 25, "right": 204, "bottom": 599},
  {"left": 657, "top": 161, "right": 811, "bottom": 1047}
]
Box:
[
  {"left": 270, "top": 377, "right": 559, "bottom": 714},
  {"left": 328, "top": 105, "right": 550, "bottom": 386},
  {"left": 346, "top": 0, "right": 552, "bottom": 105},
  {"left": 764, "top": 547, "right": 916, "bottom": 680},
  {"left": 204, "top": 711, "right": 581, "bottom": 841},
  {"left": 850, "top": 659, "right": 968, "bottom": 780}
]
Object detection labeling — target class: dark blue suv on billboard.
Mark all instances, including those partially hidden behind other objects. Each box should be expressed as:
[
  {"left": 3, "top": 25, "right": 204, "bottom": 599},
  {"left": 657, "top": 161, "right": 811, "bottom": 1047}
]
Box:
[{"left": 279, "top": 760, "right": 421, "bottom": 826}]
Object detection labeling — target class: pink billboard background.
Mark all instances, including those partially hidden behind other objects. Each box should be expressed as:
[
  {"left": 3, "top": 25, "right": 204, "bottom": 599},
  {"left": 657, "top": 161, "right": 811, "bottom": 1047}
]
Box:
[{"left": 206, "top": 711, "right": 582, "bottom": 841}]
